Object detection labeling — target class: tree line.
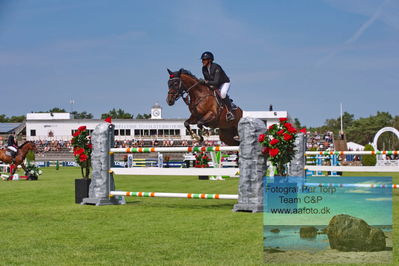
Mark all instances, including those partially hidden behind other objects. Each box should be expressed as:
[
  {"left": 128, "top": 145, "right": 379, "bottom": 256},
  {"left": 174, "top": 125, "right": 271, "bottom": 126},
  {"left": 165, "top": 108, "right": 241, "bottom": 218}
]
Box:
[{"left": 308, "top": 111, "right": 399, "bottom": 149}]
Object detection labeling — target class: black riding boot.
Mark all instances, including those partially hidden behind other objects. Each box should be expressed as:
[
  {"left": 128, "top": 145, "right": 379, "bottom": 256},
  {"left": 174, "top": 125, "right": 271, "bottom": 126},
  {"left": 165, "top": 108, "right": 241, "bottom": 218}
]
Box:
[{"left": 223, "top": 96, "right": 235, "bottom": 121}]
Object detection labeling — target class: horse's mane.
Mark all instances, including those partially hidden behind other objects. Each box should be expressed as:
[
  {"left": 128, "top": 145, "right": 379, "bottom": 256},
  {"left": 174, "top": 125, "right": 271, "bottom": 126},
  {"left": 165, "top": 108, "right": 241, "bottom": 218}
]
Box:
[
  {"left": 18, "top": 141, "right": 33, "bottom": 149},
  {"left": 179, "top": 68, "right": 198, "bottom": 80}
]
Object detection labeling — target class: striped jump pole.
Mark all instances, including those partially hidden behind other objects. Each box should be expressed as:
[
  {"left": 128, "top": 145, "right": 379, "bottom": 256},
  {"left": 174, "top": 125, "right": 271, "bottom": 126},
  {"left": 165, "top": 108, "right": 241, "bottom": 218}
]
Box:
[
  {"left": 110, "top": 191, "right": 239, "bottom": 200},
  {"left": 110, "top": 146, "right": 240, "bottom": 154},
  {"left": 305, "top": 150, "right": 399, "bottom": 156}
]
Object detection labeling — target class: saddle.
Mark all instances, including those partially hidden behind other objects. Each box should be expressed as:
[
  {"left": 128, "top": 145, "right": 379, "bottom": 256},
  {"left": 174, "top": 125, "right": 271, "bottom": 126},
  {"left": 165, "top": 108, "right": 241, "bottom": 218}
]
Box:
[
  {"left": 212, "top": 89, "right": 239, "bottom": 110},
  {"left": 6, "top": 148, "right": 16, "bottom": 158}
]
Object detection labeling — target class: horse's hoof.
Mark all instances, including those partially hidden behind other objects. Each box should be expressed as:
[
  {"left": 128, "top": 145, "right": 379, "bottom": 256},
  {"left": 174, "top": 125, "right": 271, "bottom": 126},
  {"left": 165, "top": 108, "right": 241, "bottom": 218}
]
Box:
[
  {"left": 192, "top": 135, "right": 201, "bottom": 141},
  {"left": 233, "top": 136, "right": 240, "bottom": 141}
]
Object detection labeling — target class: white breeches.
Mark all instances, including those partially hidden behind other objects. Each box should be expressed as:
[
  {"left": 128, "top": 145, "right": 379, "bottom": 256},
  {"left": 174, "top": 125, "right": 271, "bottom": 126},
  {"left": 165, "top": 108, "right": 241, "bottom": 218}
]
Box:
[
  {"left": 7, "top": 146, "right": 17, "bottom": 152},
  {"left": 220, "top": 82, "right": 230, "bottom": 99}
]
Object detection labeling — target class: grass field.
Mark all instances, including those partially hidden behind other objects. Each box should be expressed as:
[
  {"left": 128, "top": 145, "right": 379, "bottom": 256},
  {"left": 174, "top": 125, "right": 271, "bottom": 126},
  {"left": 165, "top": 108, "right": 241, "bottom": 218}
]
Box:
[{"left": 0, "top": 167, "right": 397, "bottom": 265}]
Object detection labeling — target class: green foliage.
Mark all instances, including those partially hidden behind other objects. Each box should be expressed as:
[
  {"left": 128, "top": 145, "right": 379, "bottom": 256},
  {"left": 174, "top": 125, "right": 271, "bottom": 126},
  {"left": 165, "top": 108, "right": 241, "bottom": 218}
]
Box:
[
  {"left": 293, "top": 117, "right": 302, "bottom": 129},
  {"left": 0, "top": 114, "right": 25, "bottom": 122},
  {"left": 259, "top": 118, "right": 299, "bottom": 176},
  {"left": 71, "top": 126, "right": 92, "bottom": 178},
  {"left": 347, "top": 112, "right": 393, "bottom": 146},
  {"left": 25, "top": 163, "right": 43, "bottom": 179},
  {"left": 377, "top": 131, "right": 399, "bottom": 150},
  {"left": 362, "top": 144, "right": 377, "bottom": 166},
  {"left": 71, "top": 111, "right": 93, "bottom": 119},
  {"left": 33, "top": 107, "right": 67, "bottom": 113},
  {"left": 101, "top": 108, "right": 133, "bottom": 119},
  {"left": 135, "top": 113, "right": 151, "bottom": 119},
  {"left": 48, "top": 107, "right": 66, "bottom": 113},
  {"left": 310, "top": 111, "right": 398, "bottom": 148},
  {"left": 26, "top": 150, "right": 35, "bottom": 162}
]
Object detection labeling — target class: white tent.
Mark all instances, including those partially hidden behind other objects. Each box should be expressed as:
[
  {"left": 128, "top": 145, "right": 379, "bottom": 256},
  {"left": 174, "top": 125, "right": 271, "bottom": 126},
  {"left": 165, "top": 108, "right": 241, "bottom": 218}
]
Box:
[{"left": 347, "top": 141, "right": 364, "bottom": 151}]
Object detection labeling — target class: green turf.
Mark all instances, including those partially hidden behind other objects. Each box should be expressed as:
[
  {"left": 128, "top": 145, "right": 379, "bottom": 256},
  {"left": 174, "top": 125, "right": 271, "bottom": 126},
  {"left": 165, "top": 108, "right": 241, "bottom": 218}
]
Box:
[{"left": 0, "top": 168, "right": 397, "bottom": 265}]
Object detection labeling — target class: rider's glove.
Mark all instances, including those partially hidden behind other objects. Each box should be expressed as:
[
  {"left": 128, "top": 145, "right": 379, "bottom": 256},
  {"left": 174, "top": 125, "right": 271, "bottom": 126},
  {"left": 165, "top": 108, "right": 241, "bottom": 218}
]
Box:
[{"left": 199, "top": 79, "right": 207, "bottom": 84}]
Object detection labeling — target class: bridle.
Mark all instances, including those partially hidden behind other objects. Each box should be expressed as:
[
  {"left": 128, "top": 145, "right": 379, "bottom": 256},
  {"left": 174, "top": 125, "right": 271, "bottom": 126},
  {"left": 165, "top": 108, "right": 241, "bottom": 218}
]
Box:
[{"left": 168, "top": 75, "right": 200, "bottom": 104}]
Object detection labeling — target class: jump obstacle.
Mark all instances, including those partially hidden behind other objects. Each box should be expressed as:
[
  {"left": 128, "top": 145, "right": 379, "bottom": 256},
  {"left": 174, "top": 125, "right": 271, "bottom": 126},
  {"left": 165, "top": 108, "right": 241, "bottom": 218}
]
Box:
[
  {"left": 81, "top": 116, "right": 397, "bottom": 208},
  {"left": 305, "top": 150, "right": 399, "bottom": 174},
  {"left": 305, "top": 150, "right": 399, "bottom": 156},
  {"left": 82, "top": 117, "right": 276, "bottom": 212},
  {"left": 110, "top": 191, "right": 239, "bottom": 200}
]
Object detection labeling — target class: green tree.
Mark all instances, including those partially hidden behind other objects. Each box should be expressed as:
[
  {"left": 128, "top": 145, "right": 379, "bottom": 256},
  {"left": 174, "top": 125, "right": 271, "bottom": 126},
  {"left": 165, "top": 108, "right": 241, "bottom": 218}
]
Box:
[
  {"left": 8, "top": 115, "right": 25, "bottom": 122},
  {"left": 346, "top": 112, "right": 393, "bottom": 145},
  {"left": 0, "top": 114, "right": 25, "bottom": 122},
  {"left": 361, "top": 144, "right": 376, "bottom": 166},
  {"left": 35, "top": 107, "right": 67, "bottom": 113},
  {"left": 322, "top": 112, "right": 354, "bottom": 135},
  {"left": 0, "top": 114, "right": 7, "bottom": 122},
  {"left": 293, "top": 118, "right": 302, "bottom": 129},
  {"left": 71, "top": 111, "right": 93, "bottom": 119},
  {"left": 309, "top": 111, "right": 395, "bottom": 146},
  {"left": 101, "top": 108, "right": 133, "bottom": 119},
  {"left": 393, "top": 116, "right": 399, "bottom": 129},
  {"left": 136, "top": 113, "right": 151, "bottom": 119},
  {"left": 48, "top": 107, "right": 66, "bottom": 113}
]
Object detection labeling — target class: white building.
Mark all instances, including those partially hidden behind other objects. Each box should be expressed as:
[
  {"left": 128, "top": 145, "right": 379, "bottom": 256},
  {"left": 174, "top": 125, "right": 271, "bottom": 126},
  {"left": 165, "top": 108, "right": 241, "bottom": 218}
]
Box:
[{"left": 25, "top": 104, "right": 288, "bottom": 142}]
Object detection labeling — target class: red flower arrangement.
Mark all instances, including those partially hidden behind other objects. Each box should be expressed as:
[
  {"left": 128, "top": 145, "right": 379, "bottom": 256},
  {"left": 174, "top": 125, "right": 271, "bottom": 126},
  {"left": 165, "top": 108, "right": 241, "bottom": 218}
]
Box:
[
  {"left": 194, "top": 152, "right": 211, "bottom": 168},
  {"left": 259, "top": 117, "right": 299, "bottom": 176},
  {"left": 71, "top": 125, "right": 92, "bottom": 178}
]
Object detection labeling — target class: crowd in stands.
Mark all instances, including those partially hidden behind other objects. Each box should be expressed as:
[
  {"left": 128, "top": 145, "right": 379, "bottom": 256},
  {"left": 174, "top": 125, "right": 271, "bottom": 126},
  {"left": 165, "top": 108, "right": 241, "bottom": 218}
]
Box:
[
  {"left": 1, "top": 138, "right": 222, "bottom": 153},
  {"left": 306, "top": 131, "right": 334, "bottom": 151},
  {"left": 34, "top": 140, "right": 72, "bottom": 152},
  {"left": 114, "top": 139, "right": 220, "bottom": 148}
]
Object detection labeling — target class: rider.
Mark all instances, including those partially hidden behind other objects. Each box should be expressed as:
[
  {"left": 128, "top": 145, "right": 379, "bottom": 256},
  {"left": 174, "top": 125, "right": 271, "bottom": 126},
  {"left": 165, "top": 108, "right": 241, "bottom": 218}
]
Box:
[
  {"left": 7, "top": 131, "right": 18, "bottom": 160},
  {"left": 200, "top": 51, "right": 235, "bottom": 121}
]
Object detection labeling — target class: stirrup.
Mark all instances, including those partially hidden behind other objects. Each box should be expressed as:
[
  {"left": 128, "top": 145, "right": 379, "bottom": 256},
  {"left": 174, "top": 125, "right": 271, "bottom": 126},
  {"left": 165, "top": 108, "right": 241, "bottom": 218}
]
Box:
[
  {"left": 226, "top": 112, "right": 235, "bottom": 121},
  {"left": 231, "top": 102, "right": 238, "bottom": 110}
]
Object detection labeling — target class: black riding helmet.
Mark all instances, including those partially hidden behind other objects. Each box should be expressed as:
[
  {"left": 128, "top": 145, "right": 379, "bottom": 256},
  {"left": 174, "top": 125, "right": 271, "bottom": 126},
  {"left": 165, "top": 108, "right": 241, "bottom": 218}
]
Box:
[{"left": 201, "top": 51, "right": 214, "bottom": 61}]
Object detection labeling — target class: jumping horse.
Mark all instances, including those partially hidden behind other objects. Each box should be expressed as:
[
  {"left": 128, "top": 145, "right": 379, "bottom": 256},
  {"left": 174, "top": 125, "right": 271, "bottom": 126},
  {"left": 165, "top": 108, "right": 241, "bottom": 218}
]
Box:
[
  {"left": 0, "top": 141, "right": 36, "bottom": 178},
  {"left": 166, "top": 68, "right": 243, "bottom": 146}
]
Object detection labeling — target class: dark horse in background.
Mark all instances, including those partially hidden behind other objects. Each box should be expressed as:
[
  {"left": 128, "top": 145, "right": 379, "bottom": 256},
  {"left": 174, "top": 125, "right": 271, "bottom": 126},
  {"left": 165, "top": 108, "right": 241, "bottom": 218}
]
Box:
[
  {"left": 0, "top": 141, "right": 36, "bottom": 177},
  {"left": 166, "top": 68, "right": 243, "bottom": 146}
]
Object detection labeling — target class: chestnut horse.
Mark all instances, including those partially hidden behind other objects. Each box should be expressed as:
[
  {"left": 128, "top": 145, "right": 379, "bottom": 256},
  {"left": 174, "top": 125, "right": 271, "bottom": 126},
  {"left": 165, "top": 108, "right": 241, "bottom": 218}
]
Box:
[
  {"left": 166, "top": 68, "right": 242, "bottom": 146},
  {"left": 0, "top": 141, "right": 36, "bottom": 176}
]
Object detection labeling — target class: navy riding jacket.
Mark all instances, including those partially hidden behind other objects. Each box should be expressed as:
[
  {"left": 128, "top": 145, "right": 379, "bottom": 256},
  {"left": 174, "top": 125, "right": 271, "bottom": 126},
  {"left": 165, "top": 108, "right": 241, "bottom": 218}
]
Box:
[
  {"left": 7, "top": 135, "right": 17, "bottom": 147},
  {"left": 202, "top": 63, "right": 230, "bottom": 89}
]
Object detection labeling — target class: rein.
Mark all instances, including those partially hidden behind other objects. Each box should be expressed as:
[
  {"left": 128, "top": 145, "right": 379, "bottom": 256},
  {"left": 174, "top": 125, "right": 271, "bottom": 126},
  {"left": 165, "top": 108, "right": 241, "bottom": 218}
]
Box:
[
  {"left": 169, "top": 77, "right": 201, "bottom": 105},
  {"left": 185, "top": 80, "right": 200, "bottom": 93}
]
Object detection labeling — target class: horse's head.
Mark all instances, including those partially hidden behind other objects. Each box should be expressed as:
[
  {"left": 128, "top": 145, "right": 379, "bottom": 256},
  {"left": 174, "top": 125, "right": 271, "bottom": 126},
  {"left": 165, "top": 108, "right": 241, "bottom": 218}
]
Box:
[
  {"left": 22, "top": 141, "right": 37, "bottom": 152},
  {"left": 166, "top": 68, "right": 183, "bottom": 106}
]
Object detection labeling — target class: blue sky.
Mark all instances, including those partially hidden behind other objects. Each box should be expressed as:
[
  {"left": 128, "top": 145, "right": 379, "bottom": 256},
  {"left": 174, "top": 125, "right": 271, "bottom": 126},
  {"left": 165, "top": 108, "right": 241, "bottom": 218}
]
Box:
[{"left": 0, "top": 0, "right": 398, "bottom": 126}]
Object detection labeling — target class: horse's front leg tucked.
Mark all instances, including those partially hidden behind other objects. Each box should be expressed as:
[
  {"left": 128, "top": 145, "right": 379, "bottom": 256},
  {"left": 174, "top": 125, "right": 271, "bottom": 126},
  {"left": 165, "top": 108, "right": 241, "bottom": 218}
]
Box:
[
  {"left": 184, "top": 116, "right": 200, "bottom": 141},
  {"left": 197, "top": 112, "right": 217, "bottom": 143},
  {"left": 20, "top": 162, "right": 28, "bottom": 175}
]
